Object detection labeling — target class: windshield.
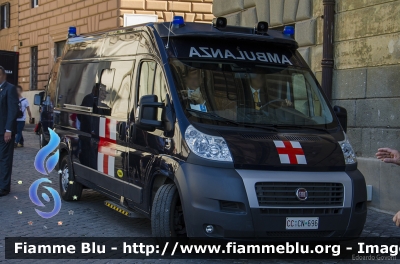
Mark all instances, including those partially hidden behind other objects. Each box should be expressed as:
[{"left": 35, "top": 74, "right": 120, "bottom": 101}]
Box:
[{"left": 170, "top": 59, "right": 335, "bottom": 128}]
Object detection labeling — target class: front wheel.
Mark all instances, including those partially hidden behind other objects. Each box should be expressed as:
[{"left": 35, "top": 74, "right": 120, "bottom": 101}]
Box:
[
  {"left": 151, "top": 184, "right": 186, "bottom": 237},
  {"left": 38, "top": 128, "right": 46, "bottom": 149},
  {"left": 59, "top": 154, "right": 83, "bottom": 201}
]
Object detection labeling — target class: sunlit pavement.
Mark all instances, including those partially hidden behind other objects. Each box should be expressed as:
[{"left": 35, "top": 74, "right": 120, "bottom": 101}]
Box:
[{"left": 1, "top": 129, "right": 400, "bottom": 263}]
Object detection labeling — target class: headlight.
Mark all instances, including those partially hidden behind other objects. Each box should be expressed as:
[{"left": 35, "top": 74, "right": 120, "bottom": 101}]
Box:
[
  {"left": 184, "top": 125, "right": 233, "bottom": 162},
  {"left": 339, "top": 132, "right": 357, "bottom": 164}
]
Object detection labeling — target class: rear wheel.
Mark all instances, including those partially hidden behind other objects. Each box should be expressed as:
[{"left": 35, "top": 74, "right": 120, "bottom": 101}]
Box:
[
  {"left": 38, "top": 128, "right": 47, "bottom": 149},
  {"left": 59, "top": 154, "right": 83, "bottom": 201},
  {"left": 151, "top": 184, "right": 186, "bottom": 237}
]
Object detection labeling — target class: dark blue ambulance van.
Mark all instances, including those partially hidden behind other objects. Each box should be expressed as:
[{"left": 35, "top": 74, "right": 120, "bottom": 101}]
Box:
[{"left": 35, "top": 17, "right": 366, "bottom": 238}]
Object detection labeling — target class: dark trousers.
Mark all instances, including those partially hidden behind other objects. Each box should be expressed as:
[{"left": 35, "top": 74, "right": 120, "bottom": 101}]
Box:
[
  {"left": 0, "top": 135, "right": 15, "bottom": 192},
  {"left": 15, "top": 121, "right": 25, "bottom": 145}
]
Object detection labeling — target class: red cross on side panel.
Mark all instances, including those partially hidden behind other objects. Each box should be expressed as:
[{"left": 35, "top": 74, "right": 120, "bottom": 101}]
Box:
[{"left": 273, "top": 140, "right": 307, "bottom": 165}]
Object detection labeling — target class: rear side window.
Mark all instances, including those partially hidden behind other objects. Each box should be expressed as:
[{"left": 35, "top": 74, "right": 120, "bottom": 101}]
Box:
[
  {"left": 96, "top": 60, "right": 135, "bottom": 119},
  {"left": 57, "top": 63, "right": 98, "bottom": 108}
]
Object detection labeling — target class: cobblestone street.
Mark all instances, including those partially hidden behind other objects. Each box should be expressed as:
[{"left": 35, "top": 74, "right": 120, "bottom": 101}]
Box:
[{"left": 1, "top": 129, "right": 400, "bottom": 263}]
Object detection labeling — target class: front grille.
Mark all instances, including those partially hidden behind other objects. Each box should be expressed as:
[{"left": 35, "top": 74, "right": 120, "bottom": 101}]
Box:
[
  {"left": 260, "top": 208, "right": 343, "bottom": 215},
  {"left": 265, "top": 231, "right": 334, "bottom": 238},
  {"left": 241, "top": 134, "right": 280, "bottom": 140},
  {"left": 283, "top": 135, "right": 321, "bottom": 141},
  {"left": 255, "top": 182, "right": 344, "bottom": 207}
]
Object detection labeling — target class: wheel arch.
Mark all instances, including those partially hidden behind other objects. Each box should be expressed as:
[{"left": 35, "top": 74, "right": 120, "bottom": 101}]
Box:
[{"left": 58, "top": 142, "right": 71, "bottom": 170}]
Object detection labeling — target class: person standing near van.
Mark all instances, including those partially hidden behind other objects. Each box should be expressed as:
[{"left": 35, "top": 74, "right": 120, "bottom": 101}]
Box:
[
  {"left": 15, "top": 85, "right": 32, "bottom": 147},
  {"left": 376, "top": 147, "right": 400, "bottom": 226},
  {"left": 0, "top": 66, "right": 19, "bottom": 197}
]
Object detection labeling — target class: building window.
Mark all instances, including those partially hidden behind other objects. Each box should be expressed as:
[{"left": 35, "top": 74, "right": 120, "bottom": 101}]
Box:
[
  {"left": 32, "top": 0, "right": 38, "bottom": 8},
  {"left": 30, "top": 46, "right": 38, "bottom": 90},
  {"left": 55, "top": 40, "right": 66, "bottom": 59},
  {"left": 0, "top": 3, "right": 10, "bottom": 29}
]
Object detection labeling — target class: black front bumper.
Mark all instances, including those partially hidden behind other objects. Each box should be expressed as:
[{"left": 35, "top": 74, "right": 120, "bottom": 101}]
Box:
[{"left": 174, "top": 163, "right": 367, "bottom": 239}]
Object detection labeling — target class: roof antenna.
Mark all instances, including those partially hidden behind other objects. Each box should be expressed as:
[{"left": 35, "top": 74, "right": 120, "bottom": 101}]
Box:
[{"left": 165, "top": 3, "right": 174, "bottom": 49}]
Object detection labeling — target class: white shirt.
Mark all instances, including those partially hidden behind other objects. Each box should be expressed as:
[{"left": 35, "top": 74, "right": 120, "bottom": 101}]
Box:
[
  {"left": 17, "top": 97, "right": 30, "bottom": 121},
  {"left": 250, "top": 86, "right": 261, "bottom": 102},
  {"left": 187, "top": 87, "right": 207, "bottom": 112}
]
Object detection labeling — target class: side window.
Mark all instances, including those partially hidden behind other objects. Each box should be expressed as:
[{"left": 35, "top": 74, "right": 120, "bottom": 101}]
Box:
[
  {"left": 111, "top": 61, "right": 134, "bottom": 119},
  {"left": 138, "top": 61, "right": 156, "bottom": 100},
  {"left": 137, "top": 61, "right": 168, "bottom": 121},
  {"left": 97, "top": 61, "right": 135, "bottom": 118},
  {"left": 57, "top": 63, "right": 98, "bottom": 107},
  {"left": 97, "top": 68, "right": 115, "bottom": 115},
  {"left": 154, "top": 66, "right": 167, "bottom": 120}
]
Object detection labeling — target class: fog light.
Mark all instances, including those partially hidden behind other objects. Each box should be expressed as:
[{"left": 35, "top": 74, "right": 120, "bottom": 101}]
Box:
[{"left": 205, "top": 225, "right": 214, "bottom": 234}]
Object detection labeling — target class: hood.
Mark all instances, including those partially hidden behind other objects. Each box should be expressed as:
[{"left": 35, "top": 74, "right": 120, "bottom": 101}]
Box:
[{"left": 218, "top": 130, "right": 345, "bottom": 171}]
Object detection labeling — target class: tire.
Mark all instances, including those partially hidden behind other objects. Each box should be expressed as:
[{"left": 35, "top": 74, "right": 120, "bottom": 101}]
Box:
[
  {"left": 38, "top": 128, "right": 47, "bottom": 149},
  {"left": 59, "top": 154, "right": 83, "bottom": 201},
  {"left": 151, "top": 184, "right": 186, "bottom": 237}
]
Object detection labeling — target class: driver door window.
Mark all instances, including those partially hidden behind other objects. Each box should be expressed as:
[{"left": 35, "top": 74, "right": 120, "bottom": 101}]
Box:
[{"left": 137, "top": 61, "right": 167, "bottom": 121}]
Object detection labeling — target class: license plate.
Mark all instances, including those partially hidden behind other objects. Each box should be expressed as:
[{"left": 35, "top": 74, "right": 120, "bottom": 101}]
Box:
[{"left": 286, "top": 217, "right": 319, "bottom": 230}]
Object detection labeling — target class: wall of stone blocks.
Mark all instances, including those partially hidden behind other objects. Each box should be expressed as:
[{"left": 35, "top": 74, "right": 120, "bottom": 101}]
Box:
[
  {"left": 0, "top": 0, "right": 213, "bottom": 123},
  {"left": 0, "top": 0, "right": 19, "bottom": 51},
  {"left": 16, "top": 0, "right": 119, "bottom": 92},
  {"left": 332, "top": 0, "right": 400, "bottom": 212},
  {"left": 119, "top": 0, "right": 214, "bottom": 25}
]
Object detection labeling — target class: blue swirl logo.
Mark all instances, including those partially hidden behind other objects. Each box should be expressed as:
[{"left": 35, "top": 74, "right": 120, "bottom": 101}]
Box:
[
  {"left": 29, "top": 178, "right": 62, "bottom": 219},
  {"left": 31, "top": 128, "right": 62, "bottom": 219},
  {"left": 34, "top": 128, "right": 60, "bottom": 175}
]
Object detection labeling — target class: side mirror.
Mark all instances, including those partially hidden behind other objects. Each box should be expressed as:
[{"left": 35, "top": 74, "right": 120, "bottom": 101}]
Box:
[
  {"left": 333, "top": 105, "right": 347, "bottom": 133},
  {"left": 34, "top": 92, "right": 45, "bottom": 106},
  {"left": 135, "top": 95, "right": 163, "bottom": 131}
]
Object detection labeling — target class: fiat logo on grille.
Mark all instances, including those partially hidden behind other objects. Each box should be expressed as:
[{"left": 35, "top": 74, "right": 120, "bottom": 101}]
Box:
[{"left": 296, "top": 188, "right": 308, "bottom": 201}]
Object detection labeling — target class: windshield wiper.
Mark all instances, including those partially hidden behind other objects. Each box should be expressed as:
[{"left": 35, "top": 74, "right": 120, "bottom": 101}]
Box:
[
  {"left": 272, "top": 124, "right": 331, "bottom": 133},
  {"left": 240, "top": 123, "right": 278, "bottom": 132},
  {"left": 186, "top": 109, "right": 244, "bottom": 127},
  {"left": 186, "top": 109, "right": 278, "bottom": 132}
]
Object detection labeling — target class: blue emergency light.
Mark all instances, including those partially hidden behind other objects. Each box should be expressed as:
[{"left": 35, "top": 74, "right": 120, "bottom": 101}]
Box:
[
  {"left": 172, "top": 16, "right": 185, "bottom": 28},
  {"left": 283, "top": 26, "right": 295, "bottom": 37},
  {"left": 68, "top": 26, "right": 77, "bottom": 38}
]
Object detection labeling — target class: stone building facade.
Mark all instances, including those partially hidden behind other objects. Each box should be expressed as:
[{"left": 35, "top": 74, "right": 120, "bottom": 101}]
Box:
[
  {"left": 0, "top": 0, "right": 213, "bottom": 120},
  {"left": 213, "top": 0, "right": 400, "bottom": 212}
]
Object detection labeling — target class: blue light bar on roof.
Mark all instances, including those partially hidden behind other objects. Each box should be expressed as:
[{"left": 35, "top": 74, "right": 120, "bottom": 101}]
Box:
[
  {"left": 283, "top": 26, "right": 295, "bottom": 37},
  {"left": 172, "top": 16, "right": 184, "bottom": 26},
  {"left": 68, "top": 26, "right": 77, "bottom": 38}
]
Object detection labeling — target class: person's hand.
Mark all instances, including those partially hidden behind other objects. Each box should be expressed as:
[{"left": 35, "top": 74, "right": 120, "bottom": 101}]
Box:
[
  {"left": 376, "top": 148, "right": 400, "bottom": 166},
  {"left": 393, "top": 211, "right": 400, "bottom": 227},
  {"left": 189, "top": 90, "right": 205, "bottom": 105},
  {"left": 4, "top": 132, "right": 12, "bottom": 143}
]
